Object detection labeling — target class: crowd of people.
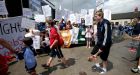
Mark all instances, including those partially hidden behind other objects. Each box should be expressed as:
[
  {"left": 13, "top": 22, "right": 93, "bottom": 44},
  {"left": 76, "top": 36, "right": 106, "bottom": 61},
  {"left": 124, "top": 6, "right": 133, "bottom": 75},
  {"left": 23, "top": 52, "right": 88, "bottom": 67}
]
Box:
[{"left": 0, "top": 10, "right": 140, "bottom": 75}]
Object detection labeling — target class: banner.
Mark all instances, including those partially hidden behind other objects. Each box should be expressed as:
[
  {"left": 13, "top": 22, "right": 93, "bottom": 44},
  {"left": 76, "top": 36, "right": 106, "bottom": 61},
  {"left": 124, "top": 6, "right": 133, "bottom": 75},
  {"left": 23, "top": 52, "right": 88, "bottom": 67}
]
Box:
[
  {"left": 0, "top": 1, "right": 8, "bottom": 15},
  {"left": 34, "top": 14, "right": 46, "bottom": 22},
  {"left": 21, "top": 17, "right": 35, "bottom": 29},
  {"left": 60, "top": 30, "right": 71, "bottom": 48},
  {"left": 0, "top": 17, "right": 25, "bottom": 56},
  {"left": 85, "top": 15, "right": 93, "bottom": 26},
  {"left": 42, "top": 5, "right": 52, "bottom": 17},
  {"left": 23, "top": 8, "right": 33, "bottom": 18}
]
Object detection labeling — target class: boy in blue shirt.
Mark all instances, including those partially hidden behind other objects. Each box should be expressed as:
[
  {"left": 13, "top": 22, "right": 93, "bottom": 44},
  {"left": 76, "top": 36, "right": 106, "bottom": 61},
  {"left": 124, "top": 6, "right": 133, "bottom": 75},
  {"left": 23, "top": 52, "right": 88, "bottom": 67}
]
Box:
[{"left": 22, "top": 37, "right": 37, "bottom": 75}]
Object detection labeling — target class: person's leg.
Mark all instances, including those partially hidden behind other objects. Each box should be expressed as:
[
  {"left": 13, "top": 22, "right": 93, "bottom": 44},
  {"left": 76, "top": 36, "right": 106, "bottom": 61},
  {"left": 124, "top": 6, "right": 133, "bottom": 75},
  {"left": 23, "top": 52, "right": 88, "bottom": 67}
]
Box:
[
  {"left": 138, "top": 58, "right": 140, "bottom": 69},
  {"left": 131, "top": 58, "right": 140, "bottom": 73},
  {"left": 47, "top": 57, "right": 53, "bottom": 66},
  {"left": 56, "top": 47, "right": 68, "bottom": 68},
  {"left": 57, "top": 47, "right": 67, "bottom": 65},
  {"left": 86, "top": 38, "right": 89, "bottom": 48},
  {"left": 42, "top": 49, "right": 55, "bottom": 68},
  {"left": 99, "top": 44, "right": 111, "bottom": 74},
  {"left": 88, "top": 38, "right": 91, "bottom": 48}
]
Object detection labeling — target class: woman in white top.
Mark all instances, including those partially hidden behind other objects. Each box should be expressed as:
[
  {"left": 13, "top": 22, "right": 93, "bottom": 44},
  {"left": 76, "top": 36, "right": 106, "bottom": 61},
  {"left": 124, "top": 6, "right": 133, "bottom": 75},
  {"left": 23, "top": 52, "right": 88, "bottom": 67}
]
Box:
[{"left": 85, "top": 26, "right": 93, "bottom": 48}]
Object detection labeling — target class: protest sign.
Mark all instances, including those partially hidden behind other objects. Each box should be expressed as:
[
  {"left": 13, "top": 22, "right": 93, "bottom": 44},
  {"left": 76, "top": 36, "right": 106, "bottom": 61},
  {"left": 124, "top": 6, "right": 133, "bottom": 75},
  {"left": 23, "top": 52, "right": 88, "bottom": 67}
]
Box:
[
  {"left": 55, "top": 9, "right": 62, "bottom": 21},
  {"left": 34, "top": 14, "right": 46, "bottom": 22},
  {"left": 104, "top": 9, "right": 111, "bottom": 20},
  {"left": 42, "top": 5, "right": 52, "bottom": 17},
  {"left": 21, "top": 17, "right": 35, "bottom": 29},
  {"left": 69, "top": 14, "right": 76, "bottom": 23},
  {"left": 23, "top": 8, "right": 33, "bottom": 18},
  {"left": 0, "top": 17, "right": 25, "bottom": 56},
  {"left": 0, "top": 1, "right": 8, "bottom": 15},
  {"left": 88, "top": 9, "right": 94, "bottom": 16},
  {"left": 85, "top": 15, "right": 93, "bottom": 26},
  {"left": 76, "top": 14, "right": 81, "bottom": 23}
]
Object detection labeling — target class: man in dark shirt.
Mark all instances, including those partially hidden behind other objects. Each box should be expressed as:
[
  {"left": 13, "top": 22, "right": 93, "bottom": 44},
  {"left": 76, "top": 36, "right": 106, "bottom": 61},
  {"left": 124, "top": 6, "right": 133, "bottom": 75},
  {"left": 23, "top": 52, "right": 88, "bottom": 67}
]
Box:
[
  {"left": 88, "top": 10, "right": 112, "bottom": 74},
  {"left": 133, "top": 17, "right": 140, "bottom": 35}
]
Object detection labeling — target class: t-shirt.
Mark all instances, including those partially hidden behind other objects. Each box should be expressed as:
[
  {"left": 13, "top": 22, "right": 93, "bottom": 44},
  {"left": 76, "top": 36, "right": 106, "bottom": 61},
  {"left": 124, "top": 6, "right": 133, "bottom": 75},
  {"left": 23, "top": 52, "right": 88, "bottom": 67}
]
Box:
[{"left": 49, "top": 27, "right": 59, "bottom": 46}]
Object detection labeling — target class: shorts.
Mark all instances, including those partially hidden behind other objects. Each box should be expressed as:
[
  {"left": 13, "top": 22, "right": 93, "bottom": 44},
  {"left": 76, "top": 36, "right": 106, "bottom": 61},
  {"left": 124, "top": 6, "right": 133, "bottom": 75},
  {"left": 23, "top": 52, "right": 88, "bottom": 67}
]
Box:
[
  {"left": 25, "top": 64, "right": 37, "bottom": 73},
  {"left": 49, "top": 46, "right": 64, "bottom": 59},
  {"left": 91, "top": 44, "right": 112, "bottom": 61}
]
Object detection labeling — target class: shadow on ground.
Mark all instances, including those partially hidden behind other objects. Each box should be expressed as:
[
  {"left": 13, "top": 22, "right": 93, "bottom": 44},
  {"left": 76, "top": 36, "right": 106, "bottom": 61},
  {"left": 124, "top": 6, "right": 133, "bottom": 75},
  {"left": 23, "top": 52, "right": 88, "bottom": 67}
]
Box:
[
  {"left": 40, "top": 58, "right": 76, "bottom": 75},
  {"left": 107, "top": 61, "right": 114, "bottom": 71}
]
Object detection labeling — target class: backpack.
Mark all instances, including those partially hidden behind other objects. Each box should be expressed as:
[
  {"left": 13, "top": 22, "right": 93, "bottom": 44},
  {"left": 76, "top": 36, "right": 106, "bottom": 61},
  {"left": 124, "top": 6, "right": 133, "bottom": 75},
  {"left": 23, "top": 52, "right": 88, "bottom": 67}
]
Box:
[
  {"left": 23, "top": 47, "right": 36, "bottom": 69},
  {"left": 17, "top": 46, "right": 37, "bottom": 60}
]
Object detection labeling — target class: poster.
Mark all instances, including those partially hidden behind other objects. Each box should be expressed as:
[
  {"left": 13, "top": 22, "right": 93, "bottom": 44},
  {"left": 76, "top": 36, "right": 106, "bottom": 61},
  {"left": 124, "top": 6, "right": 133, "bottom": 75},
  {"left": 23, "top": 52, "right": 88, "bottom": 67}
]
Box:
[
  {"left": 0, "top": 17, "right": 25, "bottom": 56},
  {"left": 85, "top": 15, "right": 93, "bottom": 26},
  {"left": 0, "top": 1, "right": 8, "bottom": 15},
  {"left": 42, "top": 5, "right": 52, "bottom": 17},
  {"left": 21, "top": 18, "right": 35, "bottom": 29},
  {"left": 23, "top": 8, "right": 33, "bottom": 18},
  {"left": 34, "top": 14, "right": 46, "bottom": 22}
]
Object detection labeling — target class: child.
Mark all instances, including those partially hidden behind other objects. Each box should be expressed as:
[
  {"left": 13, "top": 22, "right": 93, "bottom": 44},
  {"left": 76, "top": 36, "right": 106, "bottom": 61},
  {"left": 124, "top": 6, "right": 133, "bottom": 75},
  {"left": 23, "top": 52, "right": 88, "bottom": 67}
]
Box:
[
  {"left": 85, "top": 26, "right": 93, "bottom": 48},
  {"left": 42, "top": 20, "right": 67, "bottom": 69},
  {"left": 22, "top": 37, "right": 37, "bottom": 75}
]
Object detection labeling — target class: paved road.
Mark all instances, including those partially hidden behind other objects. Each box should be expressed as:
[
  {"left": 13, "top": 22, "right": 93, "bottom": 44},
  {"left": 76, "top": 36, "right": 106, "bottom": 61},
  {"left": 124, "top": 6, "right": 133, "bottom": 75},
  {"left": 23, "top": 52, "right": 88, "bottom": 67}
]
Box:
[{"left": 9, "top": 40, "right": 139, "bottom": 75}]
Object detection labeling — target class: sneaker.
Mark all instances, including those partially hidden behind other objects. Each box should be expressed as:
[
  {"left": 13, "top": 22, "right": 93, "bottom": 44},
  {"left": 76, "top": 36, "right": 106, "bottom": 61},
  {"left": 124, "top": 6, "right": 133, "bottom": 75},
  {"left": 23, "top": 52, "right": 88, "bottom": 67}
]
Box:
[
  {"left": 98, "top": 68, "right": 106, "bottom": 74},
  {"left": 92, "top": 65, "right": 98, "bottom": 72},
  {"left": 92, "top": 64, "right": 101, "bottom": 72},
  {"left": 131, "top": 68, "right": 140, "bottom": 73},
  {"left": 41, "top": 64, "right": 50, "bottom": 69}
]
